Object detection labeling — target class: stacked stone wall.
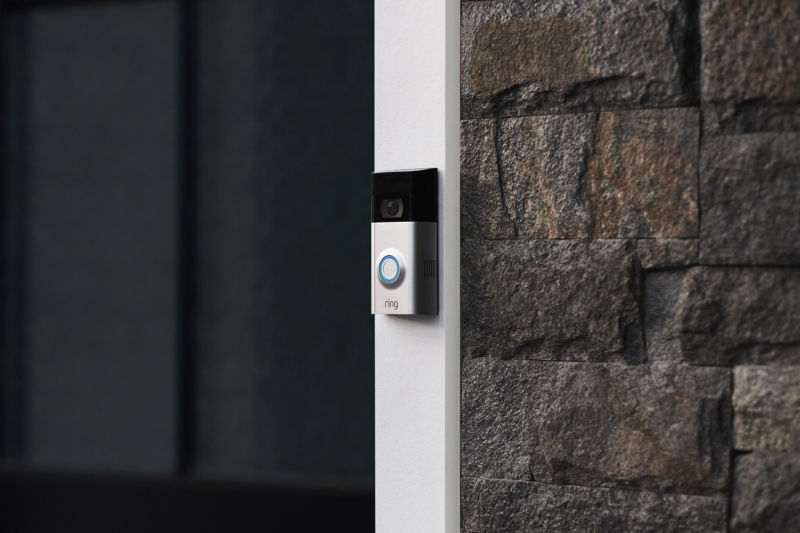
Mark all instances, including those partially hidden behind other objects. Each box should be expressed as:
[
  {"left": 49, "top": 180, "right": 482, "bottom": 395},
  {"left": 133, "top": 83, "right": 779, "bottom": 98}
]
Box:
[{"left": 460, "top": 1, "right": 800, "bottom": 530}]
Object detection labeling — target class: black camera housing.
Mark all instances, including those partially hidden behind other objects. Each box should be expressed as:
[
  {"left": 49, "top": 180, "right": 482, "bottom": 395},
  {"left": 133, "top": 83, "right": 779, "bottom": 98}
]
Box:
[{"left": 371, "top": 168, "right": 437, "bottom": 223}]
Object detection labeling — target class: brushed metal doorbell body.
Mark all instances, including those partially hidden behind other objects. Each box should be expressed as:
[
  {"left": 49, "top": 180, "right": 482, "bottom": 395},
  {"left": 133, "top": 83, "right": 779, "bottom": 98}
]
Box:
[{"left": 371, "top": 168, "right": 438, "bottom": 315}]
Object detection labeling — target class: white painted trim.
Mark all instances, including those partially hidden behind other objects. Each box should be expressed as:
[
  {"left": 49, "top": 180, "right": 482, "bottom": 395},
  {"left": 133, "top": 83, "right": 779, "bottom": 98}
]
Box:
[{"left": 374, "top": 1, "right": 460, "bottom": 532}]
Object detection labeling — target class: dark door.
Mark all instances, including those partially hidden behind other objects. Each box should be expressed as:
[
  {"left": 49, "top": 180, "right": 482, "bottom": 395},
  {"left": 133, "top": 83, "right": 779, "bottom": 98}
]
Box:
[{"left": 0, "top": 1, "right": 374, "bottom": 530}]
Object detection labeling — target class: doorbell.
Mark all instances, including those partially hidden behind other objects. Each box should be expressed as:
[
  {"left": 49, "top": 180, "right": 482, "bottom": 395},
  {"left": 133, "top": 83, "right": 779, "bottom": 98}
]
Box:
[{"left": 371, "top": 168, "right": 438, "bottom": 316}]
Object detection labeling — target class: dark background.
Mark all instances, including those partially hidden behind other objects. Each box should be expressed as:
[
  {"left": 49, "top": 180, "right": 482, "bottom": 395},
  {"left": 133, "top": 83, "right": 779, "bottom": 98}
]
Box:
[{"left": 0, "top": 0, "right": 374, "bottom": 530}]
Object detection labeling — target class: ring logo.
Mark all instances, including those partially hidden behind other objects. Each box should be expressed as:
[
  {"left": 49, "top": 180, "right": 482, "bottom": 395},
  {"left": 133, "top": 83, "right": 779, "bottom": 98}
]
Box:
[{"left": 384, "top": 299, "right": 399, "bottom": 311}]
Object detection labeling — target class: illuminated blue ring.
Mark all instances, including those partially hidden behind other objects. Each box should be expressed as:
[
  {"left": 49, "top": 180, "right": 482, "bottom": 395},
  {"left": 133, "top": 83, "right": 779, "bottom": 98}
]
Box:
[{"left": 379, "top": 255, "right": 400, "bottom": 283}]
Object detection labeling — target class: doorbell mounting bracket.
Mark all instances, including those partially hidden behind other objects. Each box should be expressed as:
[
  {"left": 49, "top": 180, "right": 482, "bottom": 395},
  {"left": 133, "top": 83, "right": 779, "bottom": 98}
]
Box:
[{"left": 371, "top": 168, "right": 438, "bottom": 316}]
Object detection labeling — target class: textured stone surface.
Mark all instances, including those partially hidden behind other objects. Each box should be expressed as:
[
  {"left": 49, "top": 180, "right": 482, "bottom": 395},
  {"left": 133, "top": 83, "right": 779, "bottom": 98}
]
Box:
[
  {"left": 700, "top": 134, "right": 800, "bottom": 264},
  {"left": 646, "top": 268, "right": 800, "bottom": 365},
  {"left": 462, "top": 477, "right": 728, "bottom": 533},
  {"left": 733, "top": 366, "right": 800, "bottom": 451},
  {"left": 703, "top": 102, "right": 800, "bottom": 136},
  {"left": 731, "top": 452, "right": 800, "bottom": 532},
  {"left": 462, "top": 239, "right": 644, "bottom": 363},
  {"left": 636, "top": 238, "right": 698, "bottom": 269},
  {"left": 701, "top": 0, "right": 800, "bottom": 103},
  {"left": 528, "top": 362, "right": 730, "bottom": 494},
  {"left": 462, "top": 358, "right": 529, "bottom": 480},
  {"left": 584, "top": 109, "right": 698, "bottom": 238},
  {"left": 462, "top": 360, "right": 732, "bottom": 494},
  {"left": 461, "top": 119, "right": 517, "bottom": 239},
  {"left": 460, "top": 0, "right": 800, "bottom": 529},
  {"left": 492, "top": 113, "right": 594, "bottom": 238},
  {"left": 461, "top": 109, "right": 699, "bottom": 239},
  {"left": 644, "top": 270, "right": 687, "bottom": 363},
  {"left": 462, "top": 0, "right": 696, "bottom": 118}
]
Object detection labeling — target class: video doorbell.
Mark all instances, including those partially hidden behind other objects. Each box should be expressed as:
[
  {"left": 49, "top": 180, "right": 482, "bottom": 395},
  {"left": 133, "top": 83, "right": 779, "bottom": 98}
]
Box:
[{"left": 371, "top": 168, "right": 438, "bottom": 316}]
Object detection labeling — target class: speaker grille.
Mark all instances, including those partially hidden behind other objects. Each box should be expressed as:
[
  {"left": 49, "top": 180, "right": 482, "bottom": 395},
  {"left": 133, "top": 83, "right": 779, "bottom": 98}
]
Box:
[{"left": 423, "top": 259, "right": 437, "bottom": 278}]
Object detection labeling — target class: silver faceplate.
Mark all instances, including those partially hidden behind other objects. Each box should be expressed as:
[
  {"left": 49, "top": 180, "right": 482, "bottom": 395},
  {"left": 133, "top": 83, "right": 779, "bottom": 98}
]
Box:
[{"left": 371, "top": 221, "right": 438, "bottom": 315}]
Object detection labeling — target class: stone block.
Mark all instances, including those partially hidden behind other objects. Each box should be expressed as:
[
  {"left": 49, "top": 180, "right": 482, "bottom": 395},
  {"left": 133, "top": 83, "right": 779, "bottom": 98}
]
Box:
[
  {"left": 701, "top": 0, "right": 800, "bottom": 103},
  {"left": 462, "top": 477, "right": 727, "bottom": 533},
  {"left": 700, "top": 133, "right": 800, "bottom": 264},
  {"left": 461, "top": 119, "right": 517, "bottom": 239},
  {"left": 731, "top": 451, "right": 800, "bottom": 532},
  {"left": 461, "top": 358, "right": 530, "bottom": 480},
  {"left": 645, "top": 268, "right": 800, "bottom": 365},
  {"left": 462, "top": 239, "right": 644, "bottom": 363},
  {"left": 733, "top": 366, "right": 800, "bottom": 451},
  {"left": 703, "top": 102, "right": 800, "bottom": 136},
  {"left": 636, "top": 238, "right": 698, "bottom": 269},
  {"left": 466, "top": 113, "right": 594, "bottom": 239},
  {"left": 584, "top": 109, "right": 698, "bottom": 238},
  {"left": 528, "top": 362, "right": 730, "bottom": 494},
  {"left": 462, "top": 0, "right": 695, "bottom": 118},
  {"left": 461, "top": 109, "right": 699, "bottom": 239}
]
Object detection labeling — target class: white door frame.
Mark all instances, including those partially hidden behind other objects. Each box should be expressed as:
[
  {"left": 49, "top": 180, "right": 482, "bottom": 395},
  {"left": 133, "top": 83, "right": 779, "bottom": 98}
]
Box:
[{"left": 374, "top": 1, "right": 460, "bottom": 532}]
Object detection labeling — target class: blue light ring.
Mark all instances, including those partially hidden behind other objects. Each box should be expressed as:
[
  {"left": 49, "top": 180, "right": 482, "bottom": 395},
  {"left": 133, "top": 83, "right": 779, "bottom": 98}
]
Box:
[{"left": 379, "top": 255, "right": 400, "bottom": 283}]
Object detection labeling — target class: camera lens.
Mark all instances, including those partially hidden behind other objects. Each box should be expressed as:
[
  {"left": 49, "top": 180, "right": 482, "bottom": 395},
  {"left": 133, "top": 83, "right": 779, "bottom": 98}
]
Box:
[{"left": 380, "top": 198, "right": 403, "bottom": 218}]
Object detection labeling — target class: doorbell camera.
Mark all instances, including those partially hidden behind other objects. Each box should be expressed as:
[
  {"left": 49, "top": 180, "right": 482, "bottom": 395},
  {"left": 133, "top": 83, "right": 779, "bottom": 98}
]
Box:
[
  {"left": 371, "top": 168, "right": 438, "bottom": 316},
  {"left": 380, "top": 198, "right": 404, "bottom": 218}
]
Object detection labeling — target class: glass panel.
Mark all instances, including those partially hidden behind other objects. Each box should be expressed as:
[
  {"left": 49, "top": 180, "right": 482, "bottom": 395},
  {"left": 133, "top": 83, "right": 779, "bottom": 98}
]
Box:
[
  {"left": 195, "top": 1, "right": 374, "bottom": 485},
  {"left": 1, "top": 2, "right": 179, "bottom": 473},
  {"left": 1, "top": 0, "right": 374, "bottom": 486}
]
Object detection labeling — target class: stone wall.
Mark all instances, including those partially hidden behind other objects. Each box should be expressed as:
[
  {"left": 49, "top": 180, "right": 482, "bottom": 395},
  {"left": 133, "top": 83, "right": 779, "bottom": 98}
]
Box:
[{"left": 460, "top": 1, "right": 800, "bottom": 531}]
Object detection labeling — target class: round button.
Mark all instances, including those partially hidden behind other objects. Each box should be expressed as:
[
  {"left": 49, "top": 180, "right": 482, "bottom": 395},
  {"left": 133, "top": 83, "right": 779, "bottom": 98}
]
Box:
[
  {"left": 379, "top": 255, "right": 400, "bottom": 284},
  {"left": 377, "top": 249, "right": 405, "bottom": 287}
]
